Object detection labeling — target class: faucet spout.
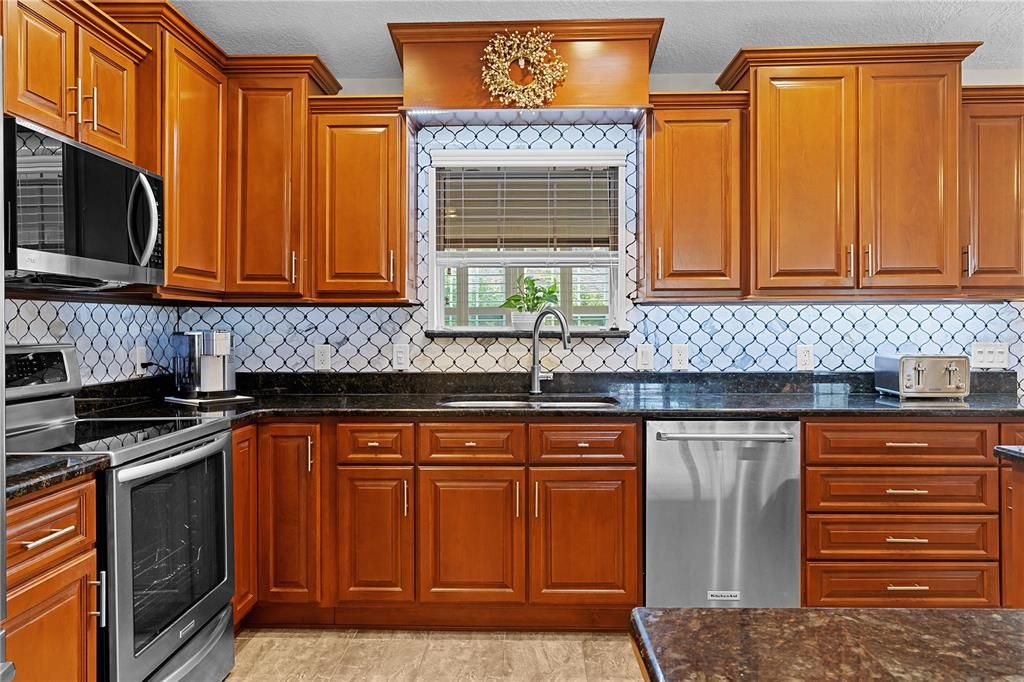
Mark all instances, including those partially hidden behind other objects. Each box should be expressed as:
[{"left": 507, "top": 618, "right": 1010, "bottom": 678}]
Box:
[{"left": 530, "top": 308, "right": 572, "bottom": 395}]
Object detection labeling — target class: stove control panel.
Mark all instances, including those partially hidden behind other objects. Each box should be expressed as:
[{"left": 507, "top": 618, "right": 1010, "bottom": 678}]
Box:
[{"left": 4, "top": 345, "right": 82, "bottom": 400}]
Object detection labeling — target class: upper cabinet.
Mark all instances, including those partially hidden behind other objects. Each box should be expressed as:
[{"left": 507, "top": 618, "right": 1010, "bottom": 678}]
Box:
[
  {"left": 310, "top": 97, "right": 411, "bottom": 301},
  {"left": 960, "top": 86, "right": 1024, "bottom": 290},
  {"left": 646, "top": 93, "right": 745, "bottom": 297},
  {"left": 3, "top": 0, "right": 149, "bottom": 162}
]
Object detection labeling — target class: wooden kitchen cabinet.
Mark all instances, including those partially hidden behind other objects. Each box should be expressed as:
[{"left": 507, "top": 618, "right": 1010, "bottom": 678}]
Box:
[
  {"left": 646, "top": 95, "right": 744, "bottom": 296},
  {"left": 1002, "top": 462, "right": 1024, "bottom": 607},
  {"left": 231, "top": 425, "right": 258, "bottom": 624},
  {"left": 528, "top": 467, "right": 639, "bottom": 605},
  {"left": 960, "top": 87, "right": 1024, "bottom": 289},
  {"left": 333, "top": 467, "right": 414, "bottom": 603},
  {"left": 417, "top": 467, "right": 526, "bottom": 603},
  {"left": 805, "top": 561, "right": 1000, "bottom": 607},
  {"left": 257, "top": 423, "right": 321, "bottom": 603},
  {"left": 310, "top": 97, "right": 409, "bottom": 300}
]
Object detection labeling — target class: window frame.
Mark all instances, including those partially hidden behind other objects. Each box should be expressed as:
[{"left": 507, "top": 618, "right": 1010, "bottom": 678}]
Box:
[{"left": 427, "top": 148, "right": 628, "bottom": 332}]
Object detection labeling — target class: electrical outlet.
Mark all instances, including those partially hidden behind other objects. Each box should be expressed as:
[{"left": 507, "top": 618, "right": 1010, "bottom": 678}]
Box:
[
  {"left": 392, "top": 343, "right": 410, "bottom": 371},
  {"left": 636, "top": 344, "right": 654, "bottom": 371},
  {"left": 313, "top": 344, "right": 332, "bottom": 371},
  {"left": 795, "top": 344, "right": 815, "bottom": 371},
  {"left": 132, "top": 344, "right": 148, "bottom": 376},
  {"left": 671, "top": 344, "right": 689, "bottom": 371},
  {"left": 972, "top": 342, "right": 1010, "bottom": 369}
]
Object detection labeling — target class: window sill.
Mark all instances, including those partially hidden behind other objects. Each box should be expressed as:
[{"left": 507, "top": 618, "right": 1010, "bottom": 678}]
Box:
[{"left": 423, "top": 329, "right": 631, "bottom": 339}]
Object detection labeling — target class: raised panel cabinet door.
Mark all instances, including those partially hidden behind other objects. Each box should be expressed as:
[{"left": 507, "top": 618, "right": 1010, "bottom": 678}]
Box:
[
  {"left": 5, "top": 549, "right": 98, "bottom": 682},
  {"left": 754, "top": 65, "right": 858, "bottom": 290},
  {"left": 226, "top": 76, "right": 306, "bottom": 295},
  {"left": 77, "top": 29, "right": 135, "bottom": 162},
  {"left": 417, "top": 467, "right": 526, "bottom": 603},
  {"left": 648, "top": 108, "right": 742, "bottom": 293},
  {"left": 257, "top": 423, "right": 321, "bottom": 603},
  {"left": 961, "top": 101, "right": 1024, "bottom": 288},
  {"left": 3, "top": 0, "right": 77, "bottom": 136},
  {"left": 1002, "top": 463, "right": 1024, "bottom": 606},
  {"left": 313, "top": 113, "right": 404, "bottom": 297},
  {"left": 859, "top": 62, "right": 960, "bottom": 288},
  {"left": 231, "top": 425, "right": 258, "bottom": 624},
  {"left": 528, "top": 468, "right": 639, "bottom": 605},
  {"left": 334, "top": 467, "right": 414, "bottom": 603},
  {"left": 1000, "top": 424, "right": 1024, "bottom": 445},
  {"left": 163, "top": 33, "right": 227, "bottom": 292}
]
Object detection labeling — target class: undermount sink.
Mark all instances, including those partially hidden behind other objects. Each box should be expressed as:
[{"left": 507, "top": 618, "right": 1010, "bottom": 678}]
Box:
[{"left": 440, "top": 396, "right": 619, "bottom": 409}]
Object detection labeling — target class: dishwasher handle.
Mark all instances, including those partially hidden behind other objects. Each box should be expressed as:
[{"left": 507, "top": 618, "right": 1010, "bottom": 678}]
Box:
[{"left": 655, "top": 431, "right": 795, "bottom": 443}]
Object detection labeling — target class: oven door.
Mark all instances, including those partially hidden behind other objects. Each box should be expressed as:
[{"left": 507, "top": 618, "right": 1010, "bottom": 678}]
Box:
[{"left": 106, "top": 432, "right": 233, "bottom": 682}]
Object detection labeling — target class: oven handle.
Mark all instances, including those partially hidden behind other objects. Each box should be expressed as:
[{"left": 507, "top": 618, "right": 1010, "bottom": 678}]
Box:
[{"left": 117, "top": 434, "right": 230, "bottom": 483}]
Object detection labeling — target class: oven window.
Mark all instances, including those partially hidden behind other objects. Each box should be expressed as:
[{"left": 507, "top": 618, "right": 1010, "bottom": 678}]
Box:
[{"left": 130, "top": 454, "right": 225, "bottom": 654}]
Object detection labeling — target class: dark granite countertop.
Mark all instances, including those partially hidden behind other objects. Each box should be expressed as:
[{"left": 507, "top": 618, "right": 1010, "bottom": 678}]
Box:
[
  {"left": 630, "top": 607, "right": 1024, "bottom": 681},
  {"left": 996, "top": 445, "right": 1024, "bottom": 463},
  {"left": 5, "top": 453, "right": 109, "bottom": 500}
]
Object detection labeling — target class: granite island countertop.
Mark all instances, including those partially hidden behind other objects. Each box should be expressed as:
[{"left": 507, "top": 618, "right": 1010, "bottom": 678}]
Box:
[{"left": 630, "top": 607, "right": 1024, "bottom": 681}]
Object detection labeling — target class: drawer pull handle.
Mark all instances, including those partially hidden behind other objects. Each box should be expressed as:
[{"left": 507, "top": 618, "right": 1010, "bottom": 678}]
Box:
[
  {"left": 577, "top": 442, "right": 590, "bottom": 448},
  {"left": 886, "top": 536, "right": 929, "bottom": 544},
  {"left": 884, "top": 442, "right": 929, "bottom": 448},
  {"left": 885, "top": 488, "right": 929, "bottom": 495},
  {"left": 366, "top": 441, "right": 380, "bottom": 447},
  {"left": 464, "top": 441, "right": 477, "bottom": 447},
  {"left": 21, "top": 525, "right": 76, "bottom": 550},
  {"left": 887, "top": 584, "right": 930, "bottom": 592}
]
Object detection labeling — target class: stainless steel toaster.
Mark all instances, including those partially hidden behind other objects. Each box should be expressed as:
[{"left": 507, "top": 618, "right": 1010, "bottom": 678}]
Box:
[{"left": 874, "top": 354, "right": 970, "bottom": 399}]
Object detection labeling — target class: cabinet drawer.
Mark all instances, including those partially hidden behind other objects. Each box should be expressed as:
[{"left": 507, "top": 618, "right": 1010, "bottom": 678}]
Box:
[
  {"left": 336, "top": 423, "right": 414, "bottom": 463},
  {"left": 418, "top": 423, "right": 526, "bottom": 464},
  {"left": 805, "top": 562, "right": 1000, "bottom": 607},
  {"left": 528, "top": 423, "right": 637, "bottom": 464},
  {"left": 806, "top": 467, "right": 998, "bottom": 513},
  {"left": 6, "top": 479, "right": 97, "bottom": 589},
  {"left": 806, "top": 514, "right": 999, "bottom": 561},
  {"left": 805, "top": 422, "right": 997, "bottom": 466}
]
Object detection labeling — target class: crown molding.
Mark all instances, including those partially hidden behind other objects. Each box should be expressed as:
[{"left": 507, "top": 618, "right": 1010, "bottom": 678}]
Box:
[
  {"left": 716, "top": 42, "right": 983, "bottom": 90},
  {"left": 649, "top": 91, "right": 750, "bottom": 109},
  {"left": 308, "top": 95, "right": 404, "bottom": 115},
  {"left": 54, "top": 0, "right": 152, "bottom": 61},
  {"left": 223, "top": 55, "right": 341, "bottom": 95},
  {"left": 94, "top": 1, "right": 228, "bottom": 67},
  {"left": 962, "top": 85, "right": 1024, "bottom": 104},
  {"left": 388, "top": 18, "right": 664, "bottom": 67}
]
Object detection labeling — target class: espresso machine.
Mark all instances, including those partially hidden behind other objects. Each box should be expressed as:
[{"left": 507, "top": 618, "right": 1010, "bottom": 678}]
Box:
[{"left": 166, "top": 330, "right": 252, "bottom": 406}]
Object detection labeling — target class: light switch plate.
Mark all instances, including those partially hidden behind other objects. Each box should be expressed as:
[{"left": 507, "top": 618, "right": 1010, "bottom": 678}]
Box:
[
  {"left": 636, "top": 344, "right": 654, "bottom": 371},
  {"left": 132, "top": 344, "right": 148, "bottom": 377},
  {"left": 313, "top": 344, "right": 332, "bottom": 371},
  {"left": 972, "top": 342, "right": 1010, "bottom": 369},
  {"left": 795, "top": 344, "right": 815, "bottom": 371},
  {"left": 671, "top": 344, "right": 689, "bottom": 371},
  {"left": 392, "top": 343, "right": 411, "bottom": 371}
]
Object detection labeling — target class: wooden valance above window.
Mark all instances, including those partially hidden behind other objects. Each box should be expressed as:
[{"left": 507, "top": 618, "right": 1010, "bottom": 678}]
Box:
[{"left": 387, "top": 19, "right": 664, "bottom": 110}]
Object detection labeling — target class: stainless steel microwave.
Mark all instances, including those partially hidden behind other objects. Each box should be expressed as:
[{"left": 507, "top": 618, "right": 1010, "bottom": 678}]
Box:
[{"left": 4, "top": 116, "right": 164, "bottom": 290}]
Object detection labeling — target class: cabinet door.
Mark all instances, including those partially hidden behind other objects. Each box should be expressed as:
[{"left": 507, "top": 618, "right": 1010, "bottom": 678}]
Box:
[
  {"left": 257, "top": 423, "right": 321, "bottom": 603},
  {"left": 529, "top": 468, "right": 639, "bottom": 605},
  {"left": 1003, "top": 463, "right": 1024, "bottom": 607},
  {"left": 859, "top": 62, "right": 960, "bottom": 288},
  {"left": 754, "top": 65, "right": 858, "bottom": 290},
  {"left": 312, "top": 113, "right": 404, "bottom": 298},
  {"left": 417, "top": 467, "right": 526, "bottom": 603},
  {"left": 163, "top": 33, "right": 227, "bottom": 292},
  {"left": 77, "top": 29, "right": 135, "bottom": 162},
  {"left": 5, "top": 550, "right": 97, "bottom": 682},
  {"left": 226, "top": 76, "right": 306, "bottom": 295},
  {"left": 648, "top": 108, "right": 741, "bottom": 293},
  {"left": 231, "top": 425, "right": 258, "bottom": 623},
  {"left": 333, "top": 467, "right": 414, "bottom": 603},
  {"left": 961, "top": 101, "right": 1024, "bottom": 288},
  {"left": 3, "top": 0, "right": 77, "bottom": 137}
]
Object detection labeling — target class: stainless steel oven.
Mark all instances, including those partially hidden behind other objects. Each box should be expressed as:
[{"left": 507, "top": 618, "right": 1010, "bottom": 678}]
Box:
[{"left": 105, "top": 431, "right": 234, "bottom": 681}]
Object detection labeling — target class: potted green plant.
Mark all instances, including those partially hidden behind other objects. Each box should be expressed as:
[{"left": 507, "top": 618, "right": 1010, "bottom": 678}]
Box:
[{"left": 501, "top": 274, "right": 559, "bottom": 331}]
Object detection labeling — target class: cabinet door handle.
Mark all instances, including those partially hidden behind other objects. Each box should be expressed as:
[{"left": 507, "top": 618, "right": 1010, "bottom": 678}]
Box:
[
  {"left": 657, "top": 247, "right": 664, "bottom": 280},
  {"left": 534, "top": 481, "right": 539, "bottom": 518},
  {"left": 885, "top": 488, "right": 929, "bottom": 495},
  {"left": 884, "top": 442, "right": 929, "bottom": 448},
  {"left": 306, "top": 436, "right": 313, "bottom": 473},
  {"left": 21, "top": 525, "right": 76, "bottom": 550},
  {"left": 887, "top": 583, "right": 929, "bottom": 592},
  {"left": 388, "top": 250, "right": 395, "bottom": 283},
  {"left": 403, "top": 480, "right": 409, "bottom": 517},
  {"left": 846, "top": 244, "right": 854, "bottom": 277},
  {"left": 885, "top": 536, "right": 929, "bottom": 544},
  {"left": 864, "top": 243, "right": 874, "bottom": 277},
  {"left": 1008, "top": 484, "right": 1014, "bottom": 511},
  {"left": 577, "top": 442, "right": 590, "bottom": 448},
  {"left": 68, "top": 80, "right": 81, "bottom": 122},
  {"left": 87, "top": 571, "right": 107, "bottom": 627},
  {"left": 91, "top": 86, "right": 99, "bottom": 131},
  {"left": 291, "top": 250, "right": 297, "bottom": 284},
  {"left": 464, "top": 441, "right": 477, "bottom": 447},
  {"left": 965, "top": 243, "right": 978, "bottom": 277},
  {"left": 514, "top": 481, "right": 520, "bottom": 518}
]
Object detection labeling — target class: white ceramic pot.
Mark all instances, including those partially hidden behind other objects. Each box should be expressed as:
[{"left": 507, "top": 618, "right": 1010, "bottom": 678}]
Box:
[{"left": 511, "top": 311, "right": 539, "bottom": 331}]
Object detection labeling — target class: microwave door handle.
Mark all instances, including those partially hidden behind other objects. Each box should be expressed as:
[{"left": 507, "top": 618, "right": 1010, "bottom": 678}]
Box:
[
  {"left": 136, "top": 173, "right": 159, "bottom": 266},
  {"left": 116, "top": 434, "right": 230, "bottom": 483},
  {"left": 126, "top": 173, "right": 143, "bottom": 264}
]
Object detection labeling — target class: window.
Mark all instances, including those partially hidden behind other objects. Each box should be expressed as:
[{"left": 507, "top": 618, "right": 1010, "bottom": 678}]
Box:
[{"left": 428, "top": 149, "right": 627, "bottom": 332}]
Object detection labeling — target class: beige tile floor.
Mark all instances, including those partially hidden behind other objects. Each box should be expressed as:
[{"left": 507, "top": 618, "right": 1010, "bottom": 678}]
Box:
[{"left": 229, "top": 628, "right": 643, "bottom": 681}]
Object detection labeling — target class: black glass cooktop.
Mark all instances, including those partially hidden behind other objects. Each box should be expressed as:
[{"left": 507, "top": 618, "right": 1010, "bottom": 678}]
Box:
[{"left": 5, "top": 418, "right": 214, "bottom": 455}]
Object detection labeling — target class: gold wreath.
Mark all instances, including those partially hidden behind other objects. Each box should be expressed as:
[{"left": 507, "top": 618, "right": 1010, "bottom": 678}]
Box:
[{"left": 480, "top": 28, "right": 568, "bottom": 108}]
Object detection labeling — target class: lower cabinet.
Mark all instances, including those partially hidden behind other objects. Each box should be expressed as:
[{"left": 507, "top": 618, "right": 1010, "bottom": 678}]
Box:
[
  {"left": 258, "top": 423, "right": 322, "bottom": 603},
  {"left": 231, "top": 425, "right": 258, "bottom": 623},
  {"left": 1002, "top": 462, "right": 1024, "bottom": 607},
  {"left": 529, "top": 468, "right": 639, "bottom": 605},
  {"left": 333, "top": 466, "right": 414, "bottom": 603},
  {"left": 417, "top": 467, "right": 527, "bottom": 604}
]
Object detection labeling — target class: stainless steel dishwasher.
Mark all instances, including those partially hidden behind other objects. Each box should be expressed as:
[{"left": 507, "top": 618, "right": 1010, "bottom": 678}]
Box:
[{"left": 645, "top": 420, "right": 801, "bottom": 608}]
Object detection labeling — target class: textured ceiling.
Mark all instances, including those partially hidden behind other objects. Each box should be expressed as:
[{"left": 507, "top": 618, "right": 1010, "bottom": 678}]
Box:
[{"left": 174, "top": 0, "right": 1024, "bottom": 85}]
